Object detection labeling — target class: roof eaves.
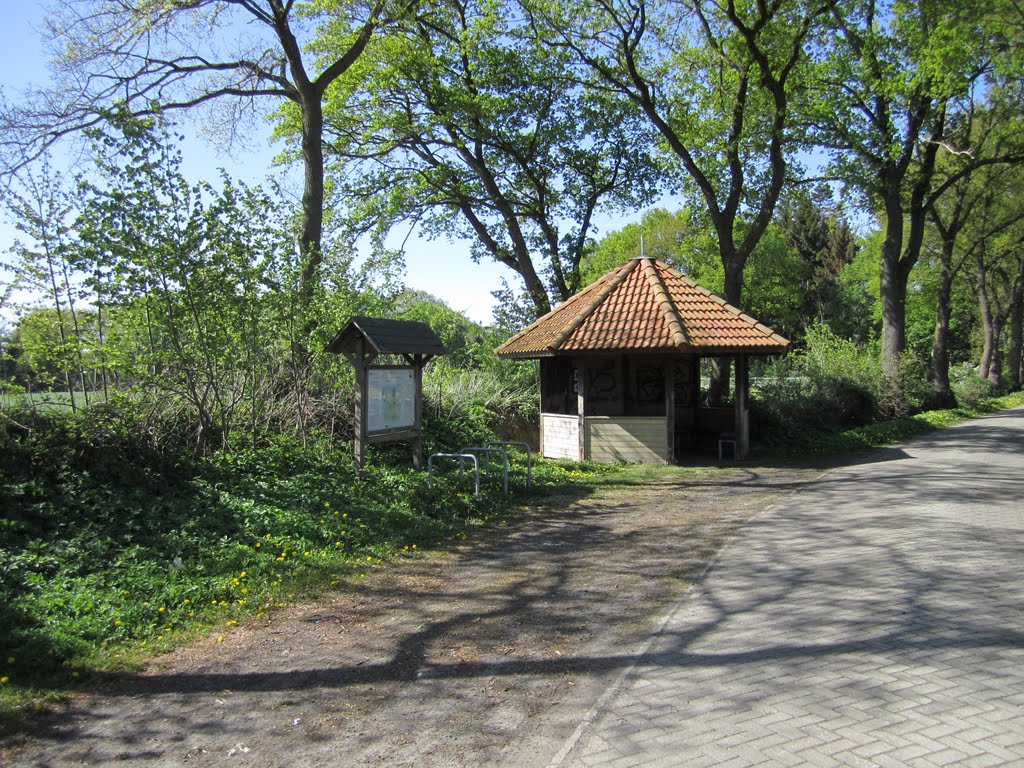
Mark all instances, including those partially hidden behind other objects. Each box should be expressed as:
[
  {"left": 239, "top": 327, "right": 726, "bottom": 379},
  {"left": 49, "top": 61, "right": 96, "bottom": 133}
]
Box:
[
  {"left": 494, "top": 273, "right": 614, "bottom": 357},
  {"left": 546, "top": 259, "right": 640, "bottom": 352}
]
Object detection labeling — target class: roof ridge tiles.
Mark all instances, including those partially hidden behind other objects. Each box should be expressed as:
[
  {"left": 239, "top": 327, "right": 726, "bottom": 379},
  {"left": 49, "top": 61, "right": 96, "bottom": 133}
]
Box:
[
  {"left": 663, "top": 262, "right": 788, "bottom": 343},
  {"left": 546, "top": 258, "right": 640, "bottom": 352},
  {"left": 641, "top": 258, "right": 689, "bottom": 349},
  {"left": 490, "top": 265, "right": 616, "bottom": 352}
]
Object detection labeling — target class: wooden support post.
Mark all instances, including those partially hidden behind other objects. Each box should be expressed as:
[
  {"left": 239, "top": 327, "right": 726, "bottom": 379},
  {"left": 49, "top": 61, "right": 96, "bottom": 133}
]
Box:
[
  {"left": 413, "top": 358, "right": 424, "bottom": 470},
  {"left": 734, "top": 354, "right": 749, "bottom": 459},
  {"left": 665, "top": 357, "right": 675, "bottom": 463},
  {"left": 538, "top": 361, "right": 546, "bottom": 458},
  {"left": 576, "top": 361, "right": 586, "bottom": 462},
  {"left": 353, "top": 337, "right": 367, "bottom": 472}
]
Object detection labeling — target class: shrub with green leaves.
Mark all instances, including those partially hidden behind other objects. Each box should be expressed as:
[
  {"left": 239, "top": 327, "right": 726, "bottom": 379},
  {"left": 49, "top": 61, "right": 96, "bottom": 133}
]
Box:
[
  {"left": 949, "top": 362, "right": 998, "bottom": 406},
  {"left": 750, "top": 323, "right": 939, "bottom": 453},
  {"left": 0, "top": 409, "right": 495, "bottom": 691}
]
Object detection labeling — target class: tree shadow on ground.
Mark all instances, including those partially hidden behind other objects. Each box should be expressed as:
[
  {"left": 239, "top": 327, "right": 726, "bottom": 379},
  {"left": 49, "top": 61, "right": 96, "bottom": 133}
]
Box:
[{"left": 8, "top": 409, "right": 1024, "bottom": 764}]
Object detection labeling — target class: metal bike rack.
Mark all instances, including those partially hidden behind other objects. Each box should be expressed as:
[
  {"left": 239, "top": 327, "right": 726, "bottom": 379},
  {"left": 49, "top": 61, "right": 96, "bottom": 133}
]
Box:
[
  {"left": 427, "top": 453, "right": 480, "bottom": 497},
  {"left": 488, "top": 441, "right": 533, "bottom": 490},
  {"left": 459, "top": 446, "right": 509, "bottom": 496}
]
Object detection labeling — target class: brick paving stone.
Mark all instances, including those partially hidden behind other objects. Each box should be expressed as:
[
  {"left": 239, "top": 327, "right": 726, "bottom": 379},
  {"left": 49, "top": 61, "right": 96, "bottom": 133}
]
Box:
[{"left": 550, "top": 406, "right": 1024, "bottom": 768}]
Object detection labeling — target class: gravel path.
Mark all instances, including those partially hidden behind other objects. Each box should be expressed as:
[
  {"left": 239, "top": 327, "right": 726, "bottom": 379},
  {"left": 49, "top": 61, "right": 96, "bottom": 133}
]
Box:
[{"left": 3, "top": 464, "right": 821, "bottom": 767}]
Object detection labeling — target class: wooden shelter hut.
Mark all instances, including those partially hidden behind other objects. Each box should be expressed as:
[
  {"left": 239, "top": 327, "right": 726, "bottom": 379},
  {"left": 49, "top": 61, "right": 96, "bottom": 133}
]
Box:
[{"left": 495, "top": 257, "right": 789, "bottom": 463}]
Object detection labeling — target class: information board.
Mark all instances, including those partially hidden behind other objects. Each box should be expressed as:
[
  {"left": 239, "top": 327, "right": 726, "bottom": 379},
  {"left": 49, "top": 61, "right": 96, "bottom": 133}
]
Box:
[{"left": 366, "top": 367, "right": 416, "bottom": 433}]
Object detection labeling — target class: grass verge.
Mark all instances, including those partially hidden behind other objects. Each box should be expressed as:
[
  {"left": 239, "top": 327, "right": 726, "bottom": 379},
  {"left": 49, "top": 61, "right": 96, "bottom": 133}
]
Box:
[
  {"left": 0, "top": 425, "right": 613, "bottom": 718},
  {"left": 2, "top": 393, "right": 1021, "bottom": 720}
]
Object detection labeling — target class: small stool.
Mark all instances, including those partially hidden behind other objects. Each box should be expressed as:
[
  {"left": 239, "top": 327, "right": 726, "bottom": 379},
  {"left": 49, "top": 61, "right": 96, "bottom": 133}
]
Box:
[{"left": 718, "top": 432, "right": 737, "bottom": 462}]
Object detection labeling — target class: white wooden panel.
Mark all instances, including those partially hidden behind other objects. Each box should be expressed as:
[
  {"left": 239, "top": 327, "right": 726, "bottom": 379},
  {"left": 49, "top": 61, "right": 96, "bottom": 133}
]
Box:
[
  {"left": 541, "top": 414, "right": 581, "bottom": 461},
  {"left": 586, "top": 417, "right": 668, "bottom": 464}
]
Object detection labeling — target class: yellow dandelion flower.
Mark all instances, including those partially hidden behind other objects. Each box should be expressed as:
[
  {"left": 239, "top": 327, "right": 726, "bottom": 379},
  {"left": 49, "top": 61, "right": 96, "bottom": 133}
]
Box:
[
  {"left": 114, "top": 620, "right": 123, "bottom": 627},
  {"left": 217, "top": 636, "right": 225, "bottom": 643},
  {"left": 240, "top": 571, "right": 247, "bottom": 578},
  {"left": 158, "top": 607, "right": 165, "bottom": 613},
  {"left": 1, "top": 677, "right": 9, "bottom": 684},
  {"left": 182, "top": 598, "right": 190, "bottom": 605}
]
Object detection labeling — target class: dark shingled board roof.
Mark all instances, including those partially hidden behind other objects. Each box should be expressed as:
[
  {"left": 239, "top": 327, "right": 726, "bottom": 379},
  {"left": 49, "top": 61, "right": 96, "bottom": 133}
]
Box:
[
  {"left": 495, "top": 258, "right": 789, "bottom": 358},
  {"left": 325, "top": 316, "right": 447, "bottom": 357}
]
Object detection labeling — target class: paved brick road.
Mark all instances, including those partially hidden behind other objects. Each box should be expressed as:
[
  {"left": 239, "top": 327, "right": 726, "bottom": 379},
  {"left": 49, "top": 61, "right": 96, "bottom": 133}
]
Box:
[{"left": 551, "top": 407, "right": 1024, "bottom": 767}]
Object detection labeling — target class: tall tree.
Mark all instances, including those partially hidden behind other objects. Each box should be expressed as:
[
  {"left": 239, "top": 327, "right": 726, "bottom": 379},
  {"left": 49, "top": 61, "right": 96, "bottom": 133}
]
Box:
[
  {"left": 530, "top": 0, "right": 835, "bottom": 310},
  {"left": 0, "top": 0, "right": 401, "bottom": 326},
  {"left": 776, "top": 187, "right": 858, "bottom": 332},
  {"left": 5, "top": 163, "right": 89, "bottom": 407},
  {"left": 319, "top": 0, "right": 658, "bottom": 316},
  {"left": 928, "top": 108, "right": 1024, "bottom": 402},
  {"left": 529, "top": 0, "right": 836, "bottom": 396},
  {"left": 809, "top": 0, "right": 1014, "bottom": 374}
]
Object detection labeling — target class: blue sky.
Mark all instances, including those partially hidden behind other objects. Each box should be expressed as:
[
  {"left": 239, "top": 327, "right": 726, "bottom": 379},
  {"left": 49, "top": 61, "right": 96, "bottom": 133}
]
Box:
[{"left": 3, "top": 2, "right": 639, "bottom": 326}]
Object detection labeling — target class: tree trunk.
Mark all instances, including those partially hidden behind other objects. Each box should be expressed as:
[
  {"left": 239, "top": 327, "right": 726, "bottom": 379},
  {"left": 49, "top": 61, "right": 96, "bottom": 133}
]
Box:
[
  {"left": 879, "top": 186, "right": 909, "bottom": 376},
  {"left": 977, "top": 254, "right": 996, "bottom": 381},
  {"left": 707, "top": 256, "right": 744, "bottom": 405},
  {"left": 297, "top": 92, "right": 325, "bottom": 334},
  {"left": 1008, "top": 296, "right": 1023, "bottom": 391},
  {"left": 931, "top": 239, "right": 957, "bottom": 408},
  {"left": 1007, "top": 257, "right": 1024, "bottom": 390},
  {"left": 44, "top": 250, "right": 77, "bottom": 412}
]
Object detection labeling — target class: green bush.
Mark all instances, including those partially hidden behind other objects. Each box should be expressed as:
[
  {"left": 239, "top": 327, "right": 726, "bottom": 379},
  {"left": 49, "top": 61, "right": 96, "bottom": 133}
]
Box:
[
  {"left": 950, "top": 363, "right": 998, "bottom": 406},
  {"left": 750, "top": 324, "right": 939, "bottom": 453},
  {"left": 0, "top": 407, "right": 520, "bottom": 694},
  {"left": 877, "top": 354, "right": 934, "bottom": 420}
]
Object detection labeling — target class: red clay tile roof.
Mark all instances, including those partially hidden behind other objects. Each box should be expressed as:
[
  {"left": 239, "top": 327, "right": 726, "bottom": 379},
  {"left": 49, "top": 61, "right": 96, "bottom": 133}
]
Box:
[{"left": 495, "top": 258, "right": 789, "bottom": 358}]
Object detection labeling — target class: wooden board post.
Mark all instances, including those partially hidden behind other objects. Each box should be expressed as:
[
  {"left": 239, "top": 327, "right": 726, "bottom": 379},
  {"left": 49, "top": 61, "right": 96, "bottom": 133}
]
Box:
[
  {"left": 325, "top": 317, "right": 447, "bottom": 472},
  {"left": 734, "top": 354, "right": 749, "bottom": 459}
]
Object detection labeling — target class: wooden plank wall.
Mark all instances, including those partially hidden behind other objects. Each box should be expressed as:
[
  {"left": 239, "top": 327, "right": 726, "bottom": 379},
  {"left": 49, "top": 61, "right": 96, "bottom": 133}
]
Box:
[
  {"left": 541, "top": 414, "right": 582, "bottom": 460},
  {"left": 585, "top": 417, "right": 669, "bottom": 464}
]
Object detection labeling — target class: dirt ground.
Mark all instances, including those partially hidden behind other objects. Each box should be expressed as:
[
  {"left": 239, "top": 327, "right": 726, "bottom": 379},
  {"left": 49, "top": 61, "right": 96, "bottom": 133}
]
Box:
[{"left": 3, "top": 464, "right": 822, "bottom": 767}]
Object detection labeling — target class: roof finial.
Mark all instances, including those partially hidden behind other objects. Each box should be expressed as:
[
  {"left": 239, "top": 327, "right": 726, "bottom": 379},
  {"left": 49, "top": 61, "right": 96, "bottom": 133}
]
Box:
[{"left": 640, "top": 234, "right": 645, "bottom": 259}]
